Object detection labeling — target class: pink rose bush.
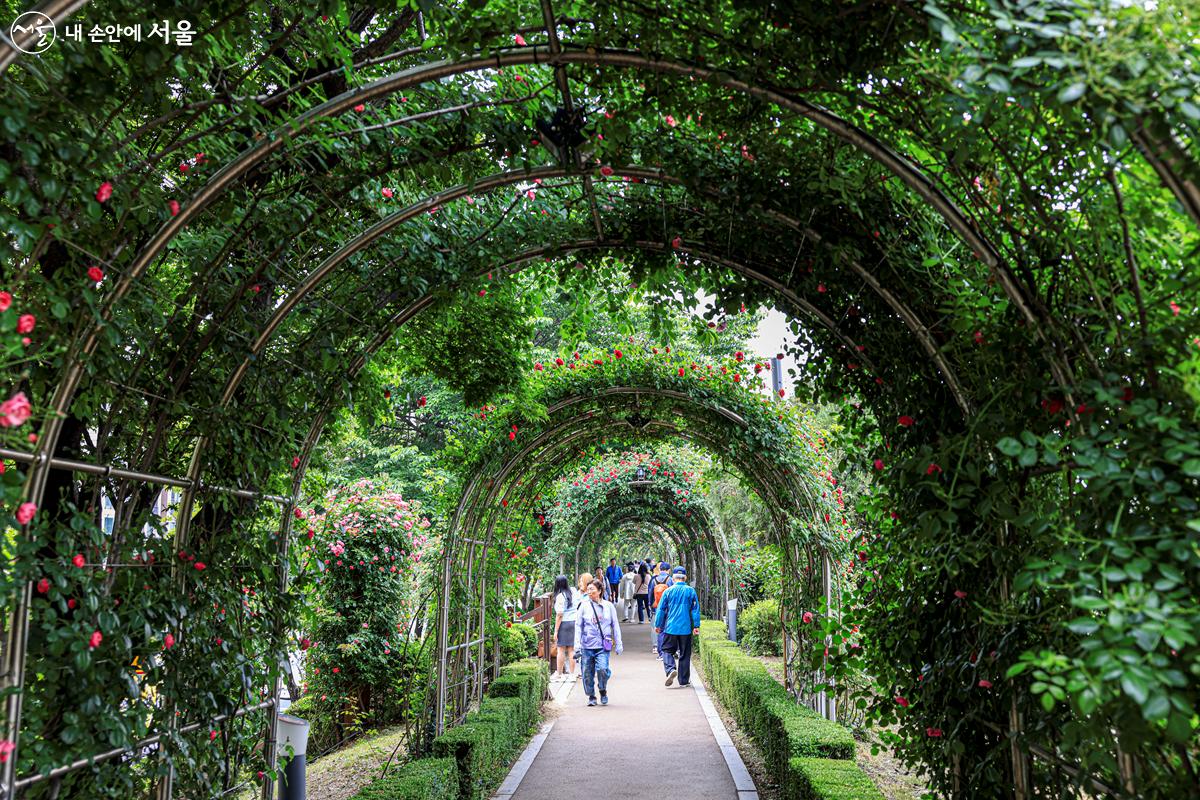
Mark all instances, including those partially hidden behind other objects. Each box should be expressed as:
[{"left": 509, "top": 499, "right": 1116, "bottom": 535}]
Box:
[{"left": 297, "top": 479, "right": 433, "bottom": 730}]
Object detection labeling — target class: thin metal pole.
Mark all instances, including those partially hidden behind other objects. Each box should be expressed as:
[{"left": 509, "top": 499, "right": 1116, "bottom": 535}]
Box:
[
  {"left": 12, "top": 700, "right": 274, "bottom": 791},
  {"left": 0, "top": 447, "right": 288, "bottom": 504}
]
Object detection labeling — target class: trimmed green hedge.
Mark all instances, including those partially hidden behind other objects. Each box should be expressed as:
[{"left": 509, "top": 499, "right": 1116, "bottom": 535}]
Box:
[
  {"left": 786, "top": 758, "right": 887, "bottom": 800},
  {"left": 698, "top": 621, "right": 880, "bottom": 800},
  {"left": 351, "top": 757, "right": 458, "bottom": 800},
  {"left": 431, "top": 658, "right": 549, "bottom": 800}
]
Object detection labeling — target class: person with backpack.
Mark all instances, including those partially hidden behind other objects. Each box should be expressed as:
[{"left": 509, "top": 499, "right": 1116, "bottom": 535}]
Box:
[
  {"left": 649, "top": 562, "right": 673, "bottom": 655},
  {"left": 573, "top": 578, "right": 624, "bottom": 706},
  {"left": 654, "top": 567, "right": 701, "bottom": 687}
]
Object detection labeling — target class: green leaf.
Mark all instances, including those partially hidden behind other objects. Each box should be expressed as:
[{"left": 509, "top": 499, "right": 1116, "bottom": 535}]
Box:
[
  {"left": 1056, "top": 83, "right": 1086, "bottom": 104},
  {"left": 1120, "top": 673, "right": 1149, "bottom": 705},
  {"left": 996, "top": 437, "right": 1022, "bottom": 457}
]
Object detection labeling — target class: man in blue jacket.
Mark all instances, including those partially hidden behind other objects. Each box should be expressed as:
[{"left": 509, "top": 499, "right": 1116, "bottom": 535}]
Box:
[
  {"left": 605, "top": 558, "right": 623, "bottom": 602},
  {"left": 653, "top": 566, "right": 701, "bottom": 687}
]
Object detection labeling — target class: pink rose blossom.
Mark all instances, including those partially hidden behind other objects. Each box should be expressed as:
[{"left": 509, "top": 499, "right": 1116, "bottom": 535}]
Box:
[
  {"left": 0, "top": 392, "right": 32, "bottom": 427},
  {"left": 15, "top": 502, "right": 36, "bottom": 525}
]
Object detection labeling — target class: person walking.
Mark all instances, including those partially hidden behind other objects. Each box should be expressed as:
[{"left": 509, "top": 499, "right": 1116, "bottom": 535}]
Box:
[
  {"left": 654, "top": 567, "right": 701, "bottom": 687},
  {"left": 649, "top": 562, "right": 674, "bottom": 654},
  {"left": 619, "top": 563, "right": 636, "bottom": 621},
  {"left": 605, "top": 558, "right": 623, "bottom": 603},
  {"left": 551, "top": 575, "right": 582, "bottom": 682},
  {"left": 632, "top": 562, "right": 650, "bottom": 624},
  {"left": 577, "top": 572, "right": 594, "bottom": 594},
  {"left": 574, "top": 579, "right": 624, "bottom": 706}
]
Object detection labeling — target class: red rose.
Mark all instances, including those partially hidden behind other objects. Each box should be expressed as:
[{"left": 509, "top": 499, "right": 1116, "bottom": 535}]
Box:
[
  {"left": 599, "top": 165, "right": 614, "bottom": 176},
  {"left": 164, "top": 633, "right": 175, "bottom": 649},
  {"left": 72, "top": 554, "right": 85, "bottom": 568},
  {"left": 897, "top": 415, "right": 914, "bottom": 427},
  {"left": 194, "top": 562, "right": 206, "bottom": 571},
  {"left": 0, "top": 291, "right": 11, "bottom": 311},
  {"left": 88, "top": 630, "right": 102, "bottom": 649},
  {"left": 353, "top": 103, "right": 365, "bottom": 112},
  {"left": 894, "top": 696, "right": 909, "bottom": 707},
  {"left": 16, "top": 314, "right": 35, "bottom": 334},
  {"left": 95, "top": 182, "right": 113, "bottom": 202},
  {"left": 36, "top": 578, "right": 49, "bottom": 594},
  {"left": 87, "top": 266, "right": 104, "bottom": 282}
]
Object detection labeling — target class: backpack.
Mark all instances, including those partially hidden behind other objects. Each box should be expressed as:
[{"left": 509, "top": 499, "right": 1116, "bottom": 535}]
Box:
[{"left": 652, "top": 579, "right": 670, "bottom": 608}]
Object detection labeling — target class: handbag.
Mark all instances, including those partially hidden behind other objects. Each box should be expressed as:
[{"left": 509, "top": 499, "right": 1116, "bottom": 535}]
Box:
[{"left": 590, "top": 601, "right": 614, "bottom": 652}]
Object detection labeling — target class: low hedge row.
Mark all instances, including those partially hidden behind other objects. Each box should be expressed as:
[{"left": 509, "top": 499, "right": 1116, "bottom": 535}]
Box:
[
  {"left": 787, "top": 758, "right": 887, "bottom": 800},
  {"left": 351, "top": 757, "right": 458, "bottom": 800},
  {"left": 431, "top": 658, "right": 549, "bottom": 800},
  {"left": 350, "top": 658, "right": 548, "bottom": 800},
  {"left": 698, "top": 621, "right": 883, "bottom": 800}
]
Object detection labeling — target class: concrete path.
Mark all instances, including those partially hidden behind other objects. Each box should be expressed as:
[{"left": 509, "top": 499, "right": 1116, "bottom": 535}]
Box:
[{"left": 495, "top": 626, "right": 758, "bottom": 800}]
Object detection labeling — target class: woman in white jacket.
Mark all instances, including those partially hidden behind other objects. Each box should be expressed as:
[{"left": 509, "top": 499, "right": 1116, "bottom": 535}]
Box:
[
  {"left": 573, "top": 578, "right": 624, "bottom": 706},
  {"left": 552, "top": 575, "right": 582, "bottom": 681},
  {"left": 618, "top": 564, "right": 636, "bottom": 621}
]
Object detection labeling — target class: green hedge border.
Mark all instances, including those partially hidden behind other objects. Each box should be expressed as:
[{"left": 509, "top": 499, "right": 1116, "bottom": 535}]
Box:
[
  {"left": 698, "top": 621, "right": 884, "bottom": 800},
  {"left": 351, "top": 658, "right": 549, "bottom": 800}
]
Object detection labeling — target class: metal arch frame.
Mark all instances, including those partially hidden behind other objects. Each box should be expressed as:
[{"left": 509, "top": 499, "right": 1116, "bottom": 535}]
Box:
[
  {"left": 575, "top": 508, "right": 698, "bottom": 574},
  {"left": 569, "top": 497, "right": 727, "bottom": 616},
  {"left": 474, "top": 410, "right": 827, "bottom": 566},
  {"left": 4, "top": 100, "right": 988, "bottom": 758},
  {"left": 7, "top": 36, "right": 961, "bottom": 785},
  {"left": 458, "top": 397, "right": 820, "bottom": 537},
  {"left": 26, "top": 38, "right": 1018, "bottom": 530},
  {"left": 568, "top": 485, "right": 722, "bottom": 571},
  {"left": 435, "top": 387, "right": 834, "bottom": 731},
  {"left": 580, "top": 515, "right": 678, "bottom": 568}
]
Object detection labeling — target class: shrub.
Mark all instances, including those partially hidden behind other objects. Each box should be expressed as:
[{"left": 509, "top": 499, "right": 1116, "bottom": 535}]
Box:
[
  {"left": 486, "top": 657, "right": 548, "bottom": 727},
  {"left": 739, "top": 598, "right": 782, "bottom": 656},
  {"left": 303, "top": 481, "right": 433, "bottom": 729},
  {"left": 433, "top": 658, "right": 548, "bottom": 799},
  {"left": 351, "top": 756, "right": 457, "bottom": 800},
  {"left": 698, "top": 621, "right": 878, "bottom": 799},
  {"left": 785, "top": 758, "right": 886, "bottom": 800},
  {"left": 498, "top": 622, "right": 538, "bottom": 665}
]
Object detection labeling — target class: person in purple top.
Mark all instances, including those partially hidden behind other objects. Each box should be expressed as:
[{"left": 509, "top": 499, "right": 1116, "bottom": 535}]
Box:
[{"left": 573, "top": 579, "right": 624, "bottom": 706}]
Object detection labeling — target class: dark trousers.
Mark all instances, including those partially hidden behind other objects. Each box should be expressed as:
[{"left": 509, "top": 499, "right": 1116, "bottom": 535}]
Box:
[
  {"left": 661, "top": 633, "right": 694, "bottom": 685},
  {"left": 634, "top": 595, "right": 649, "bottom": 622}
]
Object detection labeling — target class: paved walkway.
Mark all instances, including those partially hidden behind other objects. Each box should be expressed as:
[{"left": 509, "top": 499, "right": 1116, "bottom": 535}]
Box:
[{"left": 495, "top": 627, "right": 758, "bottom": 800}]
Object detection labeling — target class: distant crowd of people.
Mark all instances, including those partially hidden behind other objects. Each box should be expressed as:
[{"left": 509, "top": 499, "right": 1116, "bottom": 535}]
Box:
[{"left": 551, "top": 558, "right": 701, "bottom": 706}]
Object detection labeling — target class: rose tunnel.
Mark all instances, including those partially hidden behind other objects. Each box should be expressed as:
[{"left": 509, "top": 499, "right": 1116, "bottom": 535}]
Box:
[{"left": 1, "top": 1, "right": 1197, "bottom": 798}]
